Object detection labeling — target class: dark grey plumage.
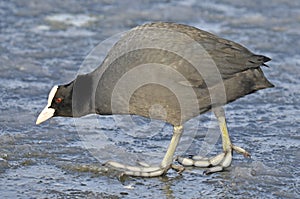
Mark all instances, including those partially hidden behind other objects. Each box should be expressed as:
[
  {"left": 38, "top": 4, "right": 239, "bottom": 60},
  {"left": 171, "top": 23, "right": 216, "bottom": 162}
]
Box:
[
  {"left": 36, "top": 22, "right": 274, "bottom": 177},
  {"left": 68, "top": 22, "right": 273, "bottom": 126}
]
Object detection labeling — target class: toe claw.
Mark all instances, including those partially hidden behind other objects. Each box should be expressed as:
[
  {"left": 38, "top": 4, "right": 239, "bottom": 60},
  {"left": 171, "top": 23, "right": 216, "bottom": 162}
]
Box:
[
  {"left": 171, "top": 164, "right": 185, "bottom": 174},
  {"left": 244, "top": 152, "right": 251, "bottom": 158}
]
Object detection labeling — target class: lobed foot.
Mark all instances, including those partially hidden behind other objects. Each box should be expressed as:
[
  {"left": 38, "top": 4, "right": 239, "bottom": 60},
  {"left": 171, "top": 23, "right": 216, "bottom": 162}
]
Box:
[
  {"left": 177, "top": 145, "right": 250, "bottom": 174},
  {"left": 103, "top": 125, "right": 185, "bottom": 177},
  {"left": 104, "top": 161, "right": 185, "bottom": 177}
]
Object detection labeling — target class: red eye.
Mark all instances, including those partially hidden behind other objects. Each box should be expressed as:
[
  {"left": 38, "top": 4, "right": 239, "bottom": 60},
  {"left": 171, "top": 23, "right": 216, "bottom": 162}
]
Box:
[{"left": 55, "top": 97, "right": 63, "bottom": 103}]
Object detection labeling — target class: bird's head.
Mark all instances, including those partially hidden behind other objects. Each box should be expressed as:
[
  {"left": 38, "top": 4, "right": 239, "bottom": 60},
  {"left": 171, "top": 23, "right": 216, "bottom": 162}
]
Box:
[{"left": 36, "top": 83, "right": 73, "bottom": 125}]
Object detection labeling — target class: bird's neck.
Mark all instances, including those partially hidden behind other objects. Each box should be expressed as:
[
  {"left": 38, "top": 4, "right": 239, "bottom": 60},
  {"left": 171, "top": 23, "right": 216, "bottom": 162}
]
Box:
[{"left": 72, "top": 74, "right": 96, "bottom": 117}]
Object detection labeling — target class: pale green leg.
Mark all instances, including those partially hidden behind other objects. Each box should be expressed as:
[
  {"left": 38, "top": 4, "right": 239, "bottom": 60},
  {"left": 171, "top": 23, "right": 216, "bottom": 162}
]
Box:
[
  {"left": 105, "top": 125, "right": 184, "bottom": 177},
  {"left": 177, "top": 107, "right": 250, "bottom": 174}
]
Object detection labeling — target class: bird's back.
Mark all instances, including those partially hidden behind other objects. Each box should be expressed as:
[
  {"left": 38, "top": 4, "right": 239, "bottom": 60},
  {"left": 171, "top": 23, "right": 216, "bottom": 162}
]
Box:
[{"left": 91, "top": 22, "right": 273, "bottom": 125}]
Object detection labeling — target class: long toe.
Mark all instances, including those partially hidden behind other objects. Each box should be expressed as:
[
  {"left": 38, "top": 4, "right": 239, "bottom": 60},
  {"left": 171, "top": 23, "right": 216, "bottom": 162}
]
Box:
[
  {"left": 177, "top": 152, "right": 225, "bottom": 168},
  {"left": 105, "top": 161, "right": 171, "bottom": 177},
  {"left": 232, "top": 145, "right": 251, "bottom": 158},
  {"left": 177, "top": 144, "right": 250, "bottom": 174}
]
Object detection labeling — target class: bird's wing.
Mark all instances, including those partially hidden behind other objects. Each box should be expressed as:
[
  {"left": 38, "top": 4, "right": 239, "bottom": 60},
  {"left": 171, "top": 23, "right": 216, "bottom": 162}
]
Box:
[{"left": 140, "top": 22, "right": 271, "bottom": 79}]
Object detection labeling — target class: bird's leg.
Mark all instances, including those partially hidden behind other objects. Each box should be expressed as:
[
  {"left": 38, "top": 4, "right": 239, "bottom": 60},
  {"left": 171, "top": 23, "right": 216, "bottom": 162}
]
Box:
[
  {"left": 177, "top": 107, "right": 250, "bottom": 174},
  {"left": 105, "top": 125, "right": 184, "bottom": 177}
]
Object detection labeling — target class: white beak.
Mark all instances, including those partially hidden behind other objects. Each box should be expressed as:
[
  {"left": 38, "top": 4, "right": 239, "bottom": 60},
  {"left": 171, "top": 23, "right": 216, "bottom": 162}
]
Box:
[
  {"left": 36, "top": 85, "right": 58, "bottom": 125},
  {"left": 36, "top": 106, "right": 55, "bottom": 125}
]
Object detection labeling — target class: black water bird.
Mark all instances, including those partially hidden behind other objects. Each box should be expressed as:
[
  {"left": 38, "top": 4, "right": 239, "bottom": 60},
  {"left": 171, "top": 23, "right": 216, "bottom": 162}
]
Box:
[{"left": 36, "top": 22, "right": 273, "bottom": 177}]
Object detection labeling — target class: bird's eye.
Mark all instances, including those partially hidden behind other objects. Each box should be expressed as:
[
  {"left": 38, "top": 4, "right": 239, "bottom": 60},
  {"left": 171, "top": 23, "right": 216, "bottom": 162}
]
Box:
[{"left": 55, "top": 97, "right": 63, "bottom": 104}]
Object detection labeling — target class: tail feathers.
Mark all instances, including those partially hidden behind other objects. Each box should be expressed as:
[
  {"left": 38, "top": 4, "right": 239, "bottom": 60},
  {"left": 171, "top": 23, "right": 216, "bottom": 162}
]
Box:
[
  {"left": 261, "top": 55, "right": 271, "bottom": 63},
  {"left": 248, "top": 54, "right": 271, "bottom": 68},
  {"left": 260, "top": 55, "right": 271, "bottom": 67}
]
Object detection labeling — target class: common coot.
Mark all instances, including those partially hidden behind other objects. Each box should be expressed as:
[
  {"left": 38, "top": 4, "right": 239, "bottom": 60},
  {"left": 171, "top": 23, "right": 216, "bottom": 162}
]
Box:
[{"left": 36, "top": 22, "right": 273, "bottom": 177}]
